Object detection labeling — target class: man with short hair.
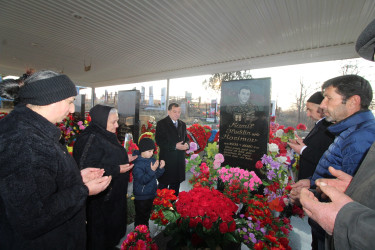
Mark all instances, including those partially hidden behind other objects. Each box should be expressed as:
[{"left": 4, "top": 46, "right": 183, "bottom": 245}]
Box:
[
  {"left": 238, "top": 86, "right": 251, "bottom": 105},
  {"left": 225, "top": 86, "right": 258, "bottom": 123},
  {"left": 290, "top": 74, "right": 375, "bottom": 249},
  {"left": 300, "top": 18, "right": 375, "bottom": 250},
  {"left": 155, "top": 103, "right": 189, "bottom": 196}
]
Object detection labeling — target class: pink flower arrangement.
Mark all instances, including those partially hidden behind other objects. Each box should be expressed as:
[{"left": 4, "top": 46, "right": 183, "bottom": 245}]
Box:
[
  {"left": 213, "top": 153, "right": 224, "bottom": 169},
  {"left": 120, "top": 225, "right": 158, "bottom": 250},
  {"left": 218, "top": 166, "right": 262, "bottom": 191},
  {"left": 186, "top": 142, "right": 198, "bottom": 154}
]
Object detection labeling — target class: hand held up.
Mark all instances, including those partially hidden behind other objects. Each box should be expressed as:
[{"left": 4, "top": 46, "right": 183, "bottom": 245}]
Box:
[
  {"left": 81, "top": 168, "right": 105, "bottom": 184},
  {"left": 120, "top": 163, "right": 134, "bottom": 173},
  {"left": 151, "top": 160, "right": 159, "bottom": 171},
  {"left": 159, "top": 160, "right": 165, "bottom": 169},
  {"left": 316, "top": 166, "right": 353, "bottom": 196},
  {"left": 86, "top": 176, "right": 112, "bottom": 196},
  {"left": 300, "top": 182, "right": 353, "bottom": 235}
]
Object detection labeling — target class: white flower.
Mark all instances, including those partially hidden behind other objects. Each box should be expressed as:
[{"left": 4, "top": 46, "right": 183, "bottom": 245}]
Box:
[
  {"left": 275, "top": 129, "right": 284, "bottom": 138},
  {"left": 276, "top": 156, "right": 287, "bottom": 164},
  {"left": 268, "top": 143, "right": 279, "bottom": 153}
]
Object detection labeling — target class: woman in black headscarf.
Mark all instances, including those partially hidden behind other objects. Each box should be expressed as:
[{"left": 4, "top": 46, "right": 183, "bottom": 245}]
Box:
[{"left": 73, "top": 104, "right": 136, "bottom": 250}]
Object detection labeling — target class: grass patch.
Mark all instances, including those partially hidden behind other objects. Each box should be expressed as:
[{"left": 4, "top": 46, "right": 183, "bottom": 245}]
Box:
[{"left": 127, "top": 194, "right": 136, "bottom": 225}]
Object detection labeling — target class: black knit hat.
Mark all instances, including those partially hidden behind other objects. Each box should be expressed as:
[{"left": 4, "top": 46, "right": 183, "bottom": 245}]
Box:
[
  {"left": 138, "top": 138, "right": 155, "bottom": 153},
  {"left": 19, "top": 75, "right": 77, "bottom": 105},
  {"left": 307, "top": 91, "right": 324, "bottom": 105},
  {"left": 356, "top": 19, "right": 375, "bottom": 61}
]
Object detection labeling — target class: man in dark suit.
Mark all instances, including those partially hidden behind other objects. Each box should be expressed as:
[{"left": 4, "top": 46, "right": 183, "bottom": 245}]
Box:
[
  {"left": 155, "top": 103, "right": 189, "bottom": 196},
  {"left": 288, "top": 91, "right": 335, "bottom": 180}
]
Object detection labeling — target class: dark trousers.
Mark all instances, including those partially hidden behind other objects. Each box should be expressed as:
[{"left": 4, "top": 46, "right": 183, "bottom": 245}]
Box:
[
  {"left": 309, "top": 218, "right": 326, "bottom": 250},
  {"left": 158, "top": 182, "right": 181, "bottom": 196},
  {"left": 134, "top": 199, "right": 154, "bottom": 228}
]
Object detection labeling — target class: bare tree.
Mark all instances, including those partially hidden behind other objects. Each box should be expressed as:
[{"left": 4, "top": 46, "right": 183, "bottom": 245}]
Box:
[
  {"left": 295, "top": 79, "right": 309, "bottom": 124},
  {"left": 340, "top": 61, "right": 359, "bottom": 75},
  {"left": 202, "top": 70, "right": 252, "bottom": 92}
]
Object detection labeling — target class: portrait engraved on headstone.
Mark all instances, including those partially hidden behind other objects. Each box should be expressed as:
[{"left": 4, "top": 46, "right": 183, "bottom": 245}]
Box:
[{"left": 219, "top": 78, "right": 271, "bottom": 172}]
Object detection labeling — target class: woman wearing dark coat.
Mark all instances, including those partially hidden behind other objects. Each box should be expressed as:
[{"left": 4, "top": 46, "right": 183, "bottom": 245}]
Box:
[
  {"left": 0, "top": 70, "right": 110, "bottom": 250},
  {"left": 73, "top": 104, "right": 135, "bottom": 250}
]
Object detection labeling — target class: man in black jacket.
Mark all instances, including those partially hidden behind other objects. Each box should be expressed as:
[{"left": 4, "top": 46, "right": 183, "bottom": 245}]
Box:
[
  {"left": 288, "top": 91, "right": 335, "bottom": 249},
  {"left": 288, "top": 91, "right": 334, "bottom": 180},
  {"left": 155, "top": 103, "right": 189, "bottom": 196}
]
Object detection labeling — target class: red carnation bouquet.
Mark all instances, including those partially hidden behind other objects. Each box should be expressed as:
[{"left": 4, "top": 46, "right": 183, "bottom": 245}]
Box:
[
  {"left": 186, "top": 124, "right": 210, "bottom": 153},
  {"left": 150, "top": 189, "right": 179, "bottom": 226},
  {"left": 165, "top": 187, "right": 240, "bottom": 249},
  {"left": 125, "top": 139, "right": 139, "bottom": 154},
  {"left": 235, "top": 194, "right": 292, "bottom": 250}
]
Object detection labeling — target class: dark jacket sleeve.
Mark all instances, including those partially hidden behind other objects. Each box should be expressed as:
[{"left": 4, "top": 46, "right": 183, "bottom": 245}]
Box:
[
  {"left": 155, "top": 119, "right": 177, "bottom": 152},
  {"left": 312, "top": 129, "right": 374, "bottom": 183},
  {"left": 0, "top": 142, "right": 88, "bottom": 240},
  {"left": 74, "top": 134, "right": 123, "bottom": 177},
  {"left": 155, "top": 166, "right": 165, "bottom": 179},
  {"left": 334, "top": 202, "right": 375, "bottom": 250}
]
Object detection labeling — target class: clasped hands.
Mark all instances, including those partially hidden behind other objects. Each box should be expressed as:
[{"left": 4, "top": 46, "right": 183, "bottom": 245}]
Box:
[
  {"left": 151, "top": 160, "right": 165, "bottom": 171},
  {"left": 290, "top": 167, "right": 353, "bottom": 235},
  {"left": 176, "top": 141, "right": 189, "bottom": 150}
]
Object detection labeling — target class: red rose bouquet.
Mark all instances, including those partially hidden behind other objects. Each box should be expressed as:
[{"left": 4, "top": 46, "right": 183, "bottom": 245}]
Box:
[
  {"left": 165, "top": 187, "right": 240, "bottom": 249},
  {"left": 120, "top": 225, "right": 158, "bottom": 250}
]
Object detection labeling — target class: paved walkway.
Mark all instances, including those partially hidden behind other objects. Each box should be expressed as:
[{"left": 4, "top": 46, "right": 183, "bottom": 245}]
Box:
[{"left": 117, "top": 172, "right": 312, "bottom": 249}]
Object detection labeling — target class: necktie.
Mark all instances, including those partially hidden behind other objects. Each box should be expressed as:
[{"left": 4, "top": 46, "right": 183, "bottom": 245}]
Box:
[{"left": 174, "top": 121, "right": 178, "bottom": 128}]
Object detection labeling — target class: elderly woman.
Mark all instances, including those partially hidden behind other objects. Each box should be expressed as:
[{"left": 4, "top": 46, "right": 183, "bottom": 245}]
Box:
[
  {"left": 0, "top": 70, "right": 111, "bottom": 249},
  {"left": 73, "top": 104, "right": 135, "bottom": 250}
]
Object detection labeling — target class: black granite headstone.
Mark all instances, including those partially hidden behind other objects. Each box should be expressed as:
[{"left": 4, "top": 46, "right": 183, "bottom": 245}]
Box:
[
  {"left": 219, "top": 78, "right": 271, "bottom": 171},
  {"left": 118, "top": 90, "right": 141, "bottom": 143}
]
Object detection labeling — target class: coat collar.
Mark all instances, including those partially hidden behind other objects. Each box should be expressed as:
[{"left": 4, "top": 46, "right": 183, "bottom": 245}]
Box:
[
  {"left": 13, "top": 105, "right": 62, "bottom": 141},
  {"left": 328, "top": 110, "right": 374, "bottom": 135}
]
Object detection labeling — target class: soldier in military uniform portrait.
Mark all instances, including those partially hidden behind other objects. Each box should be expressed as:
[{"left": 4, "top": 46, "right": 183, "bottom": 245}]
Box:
[{"left": 225, "top": 86, "right": 258, "bottom": 123}]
